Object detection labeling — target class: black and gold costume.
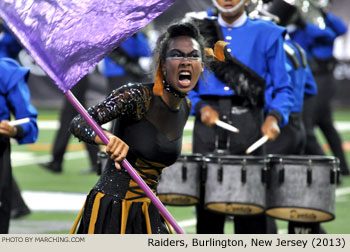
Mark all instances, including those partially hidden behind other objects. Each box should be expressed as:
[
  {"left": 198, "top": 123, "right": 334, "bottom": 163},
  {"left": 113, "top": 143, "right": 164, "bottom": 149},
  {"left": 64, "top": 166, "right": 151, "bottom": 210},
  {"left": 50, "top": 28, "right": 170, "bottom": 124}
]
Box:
[{"left": 69, "top": 83, "right": 190, "bottom": 234}]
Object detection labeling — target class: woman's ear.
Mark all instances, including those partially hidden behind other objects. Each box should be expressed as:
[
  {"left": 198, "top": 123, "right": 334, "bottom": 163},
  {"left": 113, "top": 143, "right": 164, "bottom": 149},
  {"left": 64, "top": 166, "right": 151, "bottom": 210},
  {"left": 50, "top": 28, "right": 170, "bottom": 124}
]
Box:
[{"left": 161, "top": 62, "right": 166, "bottom": 75}]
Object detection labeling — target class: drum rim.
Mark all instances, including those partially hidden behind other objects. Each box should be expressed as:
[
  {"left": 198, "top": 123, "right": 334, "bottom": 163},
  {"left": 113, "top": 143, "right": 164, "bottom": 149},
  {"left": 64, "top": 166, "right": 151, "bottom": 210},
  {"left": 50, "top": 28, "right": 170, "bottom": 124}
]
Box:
[
  {"left": 178, "top": 153, "right": 203, "bottom": 162},
  {"left": 265, "top": 206, "right": 335, "bottom": 223},
  {"left": 204, "top": 154, "right": 267, "bottom": 163},
  {"left": 267, "top": 154, "right": 339, "bottom": 164}
]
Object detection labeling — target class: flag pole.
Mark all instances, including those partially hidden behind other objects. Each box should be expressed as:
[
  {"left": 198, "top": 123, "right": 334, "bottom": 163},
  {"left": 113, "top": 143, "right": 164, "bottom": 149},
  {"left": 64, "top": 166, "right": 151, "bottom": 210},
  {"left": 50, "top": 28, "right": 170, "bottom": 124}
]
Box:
[{"left": 65, "top": 90, "right": 184, "bottom": 234}]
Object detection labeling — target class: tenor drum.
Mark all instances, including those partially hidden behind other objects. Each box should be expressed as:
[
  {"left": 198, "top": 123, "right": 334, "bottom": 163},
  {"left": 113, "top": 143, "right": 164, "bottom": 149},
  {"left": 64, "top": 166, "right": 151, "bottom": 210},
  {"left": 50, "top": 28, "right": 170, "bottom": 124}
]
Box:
[
  {"left": 157, "top": 154, "right": 202, "bottom": 206},
  {"left": 204, "top": 155, "right": 268, "bottom": 215},
  {"left": 266, "top": 155, "right": 339, "bottom": 223}
]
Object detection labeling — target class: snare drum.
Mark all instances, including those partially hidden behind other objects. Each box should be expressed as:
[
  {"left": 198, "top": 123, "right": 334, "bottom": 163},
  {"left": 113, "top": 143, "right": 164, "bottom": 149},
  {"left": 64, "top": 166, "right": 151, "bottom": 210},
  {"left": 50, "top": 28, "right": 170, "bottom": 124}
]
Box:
[
  {"left": 157, "top": 154, "right": 202, "bottom": 206},
  {"left": 204, "top": 155, "right": 268, "bottom": 215},
  {"left": 266, "top": 155, "right": 339, "bottom": 223}
]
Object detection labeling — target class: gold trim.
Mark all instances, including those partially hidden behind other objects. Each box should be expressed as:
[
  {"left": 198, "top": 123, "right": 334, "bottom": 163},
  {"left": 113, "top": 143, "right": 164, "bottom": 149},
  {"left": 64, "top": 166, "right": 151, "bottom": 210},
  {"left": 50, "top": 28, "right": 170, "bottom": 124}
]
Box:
[
  {"left": 69, "top": 197, "right": 87, "bottom": 234},
  {"left": 88, "top": 192, "right": 105, "bottom": 234}
]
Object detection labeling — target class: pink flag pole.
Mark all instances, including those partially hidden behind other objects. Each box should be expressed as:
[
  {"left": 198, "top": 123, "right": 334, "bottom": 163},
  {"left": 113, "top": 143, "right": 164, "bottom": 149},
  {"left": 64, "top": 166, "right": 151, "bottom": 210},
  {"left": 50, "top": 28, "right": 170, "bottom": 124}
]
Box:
[{"left": 65, "top": 90, "right": 185, "bottom": 234}]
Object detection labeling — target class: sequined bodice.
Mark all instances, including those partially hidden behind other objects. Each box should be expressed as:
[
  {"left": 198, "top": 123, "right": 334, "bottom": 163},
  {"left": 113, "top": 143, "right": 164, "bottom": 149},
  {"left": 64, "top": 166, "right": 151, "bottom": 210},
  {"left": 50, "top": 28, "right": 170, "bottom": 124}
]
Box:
[{"left": 70, "top": 83, "right": 190, "bottom": 198}]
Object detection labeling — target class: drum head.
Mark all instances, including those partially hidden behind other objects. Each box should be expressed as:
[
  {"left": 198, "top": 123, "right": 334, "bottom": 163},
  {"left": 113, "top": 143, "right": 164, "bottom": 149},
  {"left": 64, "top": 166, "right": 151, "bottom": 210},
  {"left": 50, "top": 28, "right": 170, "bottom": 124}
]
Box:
[
  {"left": 158, "top": 194, "right": 198, "bottom": 206},
  {"left": 205, "top": 202, "right": 264, "bottom": 215},
  {"left": 266, "top": 207, "right": 334, "bottom": 223}
]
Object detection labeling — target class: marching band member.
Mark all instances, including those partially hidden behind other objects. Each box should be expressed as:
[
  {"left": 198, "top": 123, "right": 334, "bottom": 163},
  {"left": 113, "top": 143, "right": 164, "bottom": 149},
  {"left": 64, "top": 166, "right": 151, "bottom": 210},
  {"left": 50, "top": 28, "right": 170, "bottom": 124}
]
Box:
[
  {"left": 186, "top": 0, "right": 294, "bottom": 234},
  {"left": 0, "top": 58, "right": 38, "bottom": 233}
]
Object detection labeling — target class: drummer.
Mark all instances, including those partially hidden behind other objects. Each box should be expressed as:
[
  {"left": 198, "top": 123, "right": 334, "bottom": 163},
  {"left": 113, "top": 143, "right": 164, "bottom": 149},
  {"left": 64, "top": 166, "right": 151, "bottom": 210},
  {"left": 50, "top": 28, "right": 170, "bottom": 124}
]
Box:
[
  {"left": 265, "top": 38, "right": 323, "bottom": 234},
  {"left": 266, "top": 0, "right": 337, "bottom": 234},
  {"left": 186, "top": 0, "right": 294, "bottom": 234}
]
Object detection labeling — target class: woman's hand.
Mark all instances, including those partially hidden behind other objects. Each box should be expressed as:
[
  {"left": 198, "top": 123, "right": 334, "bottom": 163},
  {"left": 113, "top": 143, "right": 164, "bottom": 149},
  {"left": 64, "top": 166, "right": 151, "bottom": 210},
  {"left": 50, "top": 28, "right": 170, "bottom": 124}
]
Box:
[
  {"left": 261, "top": 115, "right": 280, "bottom": 141},
  {"left": 0, "top": 120, "right": 17, "bottom": 137},
  {"left": 200, "top": 105, "right": 219, "bottom": 127},
  {"left": 105, "top": 135, "right": 129, "bottom": 170},
  {"left": 95, "top": 131, "right": 129, "bottom": 170}
]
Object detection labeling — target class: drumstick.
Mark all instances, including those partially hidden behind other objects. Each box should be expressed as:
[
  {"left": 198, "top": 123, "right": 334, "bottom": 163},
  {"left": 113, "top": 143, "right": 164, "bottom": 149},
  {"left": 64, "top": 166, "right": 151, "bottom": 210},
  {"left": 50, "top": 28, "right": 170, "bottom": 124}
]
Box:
[
  {"left": 215, "top": 120, "right": 239, "bottom": 133},
  {"left": 8, "top": 117, "right": 30, "bottom": 126},
  {"left": 245, "top": 135, "right": 269, "bottom": 154}
]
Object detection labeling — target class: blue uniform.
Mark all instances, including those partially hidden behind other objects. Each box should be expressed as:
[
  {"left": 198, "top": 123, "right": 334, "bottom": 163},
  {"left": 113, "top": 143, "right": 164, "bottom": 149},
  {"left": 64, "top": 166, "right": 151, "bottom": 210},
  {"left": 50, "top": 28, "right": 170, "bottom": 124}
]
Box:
[
  {"left": 0, "top": 58, "right": 38, "bottom": 143},
  {"left": 288, "top": 13, "right": 347, "bottom": 60},
  {"left": 189, "top": 13, "right": 294, "bottom": 126},
  {"left": 266, "top": 40, "right": 317, "bottom": 114},
  {"left": 0, "top": 25, "right": 22, "bottom": 59},
  {"left": 189, "top": 12, "right": 293, "bottom": 235},
  {"left": 266, "top": 40, "right": 317, "bottom": 155},
  {"left": 0, "top": 57, "right": 38, "bottom": 233},
  {"left": 289, "top": 13, "right": 350, "bottom": 178},
  {"left": 287, "top": 12, "right": 349, "bottom": 234},
  {"left": 102, "top": 32, "right": 151, "bottom": 77}
]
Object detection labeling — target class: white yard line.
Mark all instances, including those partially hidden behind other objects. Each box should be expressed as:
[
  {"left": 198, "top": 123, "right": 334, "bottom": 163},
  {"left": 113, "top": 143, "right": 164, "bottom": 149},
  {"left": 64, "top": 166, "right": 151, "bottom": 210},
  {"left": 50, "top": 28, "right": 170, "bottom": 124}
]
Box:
[
  {"left": 21, "top": 187, "right": 350, "bottom": 212},
  {"left": 22, "top": 191, "right": 87, "bottom": 212},
  {"left": 336, "top": 187, "right": 350, "bottom": 197},
  {"left": 11, "top": 151, "right": 87, "bottom": 167}
]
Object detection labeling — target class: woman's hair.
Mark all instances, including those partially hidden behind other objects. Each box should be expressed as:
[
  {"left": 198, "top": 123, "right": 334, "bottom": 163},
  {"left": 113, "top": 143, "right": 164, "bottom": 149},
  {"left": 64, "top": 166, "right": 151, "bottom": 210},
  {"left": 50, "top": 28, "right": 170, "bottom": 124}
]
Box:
[{"left": 153, "top": 21, "right": 206, "bottom": 63}]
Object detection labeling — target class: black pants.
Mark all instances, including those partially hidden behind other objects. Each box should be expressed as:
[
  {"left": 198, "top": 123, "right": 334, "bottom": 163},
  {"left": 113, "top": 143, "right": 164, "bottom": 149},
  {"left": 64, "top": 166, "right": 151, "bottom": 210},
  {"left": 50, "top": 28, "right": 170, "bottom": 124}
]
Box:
[
  {"left": 11, "top": 178, "right": 29, "bottom": 214},
  {"left": 193, "top": 99, "right": 276, "bottom": 234},
  {"left": 51, "top": 76, "right": 99, "bottom": 170},
  {"left": 266, "top": 112, "right": 306, "bottom": 155},
  {"left": 304, "top": 72, "right": 349, "bottom": 175},
  {"left": 303, "top": 96, "right": 325, "bottom": 155},
  {"left": 0, "top": 137, "right": 12, "bottom": 234}
]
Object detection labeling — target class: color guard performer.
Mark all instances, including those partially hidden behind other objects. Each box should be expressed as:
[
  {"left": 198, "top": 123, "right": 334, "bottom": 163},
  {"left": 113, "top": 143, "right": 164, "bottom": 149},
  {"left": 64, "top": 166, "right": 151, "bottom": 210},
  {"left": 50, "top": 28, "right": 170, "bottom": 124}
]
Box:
[{"left": 68, "top": 22, "right": 206, "bottom": 234}]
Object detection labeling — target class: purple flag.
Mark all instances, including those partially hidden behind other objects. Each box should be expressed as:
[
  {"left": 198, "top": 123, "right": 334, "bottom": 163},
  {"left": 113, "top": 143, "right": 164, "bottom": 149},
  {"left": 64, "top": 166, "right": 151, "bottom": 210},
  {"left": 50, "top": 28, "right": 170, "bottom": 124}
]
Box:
[
  {"left": 0, "top": 0, "right": 186, "bottom": 234},
  {"left": 0, "top": 0, "right": 174, "bottom": 92}
]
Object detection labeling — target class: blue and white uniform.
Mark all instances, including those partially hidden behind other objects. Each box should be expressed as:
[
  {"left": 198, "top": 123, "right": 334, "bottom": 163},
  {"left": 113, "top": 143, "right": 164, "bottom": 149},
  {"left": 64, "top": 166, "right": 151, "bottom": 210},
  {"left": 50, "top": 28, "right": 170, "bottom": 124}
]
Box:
[
  {"left": 0, "top": 58, "right": 38, "bottom": 234},
  {"left": 189, "top": 13, "right": 294, "bottom": 126},
  {"left": 188, "top": 11, "right": 293, "bottom": 235},
  {"left": 288, "top": 12, "right": 350, "bottom": 177},
  {"left": 266, "top": 40, "right": 317, "bottom": 154},
  {"left": 0, "top": 58, "right": 38, "bottom": 142}
]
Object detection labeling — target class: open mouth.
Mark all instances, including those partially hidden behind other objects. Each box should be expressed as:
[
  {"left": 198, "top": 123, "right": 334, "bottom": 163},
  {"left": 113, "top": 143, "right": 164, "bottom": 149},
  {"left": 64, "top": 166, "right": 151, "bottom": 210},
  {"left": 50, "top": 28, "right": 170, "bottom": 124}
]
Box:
[{"left": 178, "top": 71, "right": 192, "bottom": 87}]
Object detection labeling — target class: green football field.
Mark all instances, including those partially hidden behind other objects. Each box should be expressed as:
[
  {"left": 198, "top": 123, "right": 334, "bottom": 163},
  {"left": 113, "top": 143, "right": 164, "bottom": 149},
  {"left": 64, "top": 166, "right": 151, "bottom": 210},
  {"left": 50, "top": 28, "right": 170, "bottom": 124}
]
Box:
[{"left": 9, "top": 108, "right": 350, "bottom": 234}]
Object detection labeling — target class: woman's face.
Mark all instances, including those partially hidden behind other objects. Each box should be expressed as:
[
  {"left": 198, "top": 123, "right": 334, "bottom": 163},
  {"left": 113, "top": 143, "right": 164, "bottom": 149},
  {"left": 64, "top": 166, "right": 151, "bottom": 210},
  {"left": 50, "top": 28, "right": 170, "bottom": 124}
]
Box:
[{"left": 162, "top": 36, "right": 204, "bottom": 94}]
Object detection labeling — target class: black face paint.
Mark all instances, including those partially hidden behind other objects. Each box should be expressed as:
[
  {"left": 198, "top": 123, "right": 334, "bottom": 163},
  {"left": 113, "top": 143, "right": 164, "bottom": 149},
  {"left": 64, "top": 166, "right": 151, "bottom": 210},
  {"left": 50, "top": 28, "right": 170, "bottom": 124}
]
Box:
[{"left": 166, "top": 49, "right": 201, "bottom": 61}]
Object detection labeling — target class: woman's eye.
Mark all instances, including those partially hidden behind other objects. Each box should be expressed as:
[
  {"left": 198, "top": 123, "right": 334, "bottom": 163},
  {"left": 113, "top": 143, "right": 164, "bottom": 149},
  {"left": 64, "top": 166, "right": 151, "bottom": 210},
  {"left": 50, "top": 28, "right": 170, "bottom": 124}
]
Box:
[
  {"left": 189, "top": 52, "right": 200, "bottom": 58},
  {"left": 171, "top": 52, "right": 183, "bottom": 57}
]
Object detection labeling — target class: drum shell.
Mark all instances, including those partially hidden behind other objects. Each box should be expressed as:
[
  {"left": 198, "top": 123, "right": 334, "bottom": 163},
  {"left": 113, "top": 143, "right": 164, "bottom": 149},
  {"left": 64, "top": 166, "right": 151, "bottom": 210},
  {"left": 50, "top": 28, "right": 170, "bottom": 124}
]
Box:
[
  {"left": 204, "top": 155, "right": 267, "bottom": 215},
  {"left": 157, "top": 154, "right": 202, "bottom": 206},
  {"left": 266, "top": 155, "right": 339, "bottom": 223}
]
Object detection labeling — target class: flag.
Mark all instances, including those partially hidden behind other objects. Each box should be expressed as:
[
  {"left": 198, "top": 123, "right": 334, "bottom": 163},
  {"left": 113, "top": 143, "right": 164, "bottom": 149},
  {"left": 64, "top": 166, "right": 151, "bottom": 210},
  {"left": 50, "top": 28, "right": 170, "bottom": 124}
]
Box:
[
  {"left": 0, "top": 0, "right": 174, "bottom": 92},
  {"left": 0, "top": 0, "right": 185, "bottom": 234}
]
